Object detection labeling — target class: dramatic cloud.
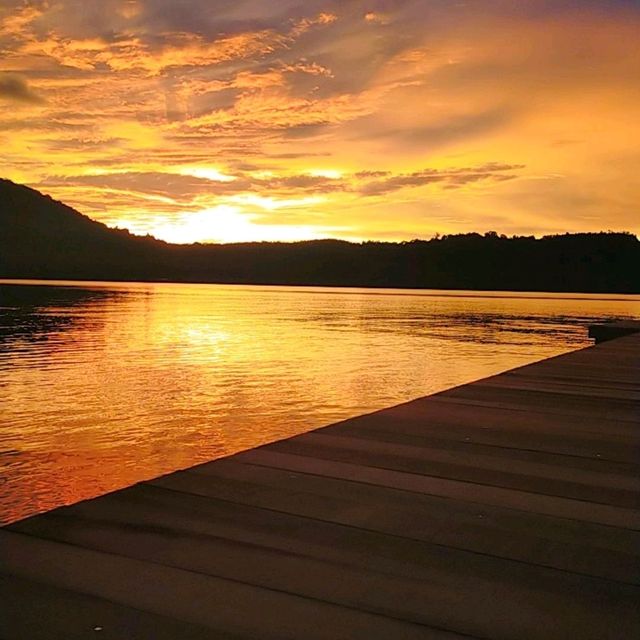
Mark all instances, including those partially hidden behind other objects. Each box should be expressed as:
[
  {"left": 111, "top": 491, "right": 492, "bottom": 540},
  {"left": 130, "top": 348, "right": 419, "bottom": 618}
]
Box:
[
  {"left": 0, "top": 73, "right": 45, "bottom": 104},
  {"left": 357, "top": 164, "right": 524, "bottom": 196},
  {"left": 0, "top": 0, "right": 639, "bottom": 241}
]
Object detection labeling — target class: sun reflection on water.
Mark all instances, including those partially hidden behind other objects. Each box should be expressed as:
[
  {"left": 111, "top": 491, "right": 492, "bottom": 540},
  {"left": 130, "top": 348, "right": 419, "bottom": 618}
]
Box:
[{"left": 1, "top": 280, "right": 639, "bottom": 524}]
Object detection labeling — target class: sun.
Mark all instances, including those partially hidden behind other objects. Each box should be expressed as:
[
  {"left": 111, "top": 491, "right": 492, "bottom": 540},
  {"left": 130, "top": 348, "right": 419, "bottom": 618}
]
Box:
[{"left": 146, "top": 206, "right": 326, "bottom": 244}]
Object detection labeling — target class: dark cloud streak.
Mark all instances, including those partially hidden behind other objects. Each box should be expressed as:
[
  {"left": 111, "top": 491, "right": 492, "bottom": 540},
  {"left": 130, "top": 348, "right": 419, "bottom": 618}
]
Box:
[
  {"left": 0, "top": 74, "right": 46, "bottom": 104},
  {"left": 38, "top": 162, "right": 524, "bottom": 205}
]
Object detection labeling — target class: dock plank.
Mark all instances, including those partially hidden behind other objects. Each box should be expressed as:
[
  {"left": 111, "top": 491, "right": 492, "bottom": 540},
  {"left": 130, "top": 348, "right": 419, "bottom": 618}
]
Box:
[
  {"left": 14, "top": 474, "right": 639, "bottom": 585},
  {"left": 190, "top": 458, "right": 640, "bottom": 555},
  {"left": 265, "top": 432, "right": 640, "bottom": 506},
  {"left": 224, "top": 449, "right": 640, "bottom": 528},
  {"left": 7, "top": 492, "right": 640, "bottom": 639},
  {"left": 314, "top": 423, "right": 640, "bottom": 476},
  {"left": 0, "top": 530, "right": 456, "bottom": 640},
  {"left": 0, "top": 574, "right": 226, "bottom": 640},
  {"left": 322, "top": 399, "right": 640, "bottom": 462}
]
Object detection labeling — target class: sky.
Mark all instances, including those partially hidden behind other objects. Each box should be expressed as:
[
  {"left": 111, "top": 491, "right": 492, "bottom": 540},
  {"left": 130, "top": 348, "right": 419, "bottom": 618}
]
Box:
[{"left": 1, "top": 0, "right": 639, "bottom": 244}]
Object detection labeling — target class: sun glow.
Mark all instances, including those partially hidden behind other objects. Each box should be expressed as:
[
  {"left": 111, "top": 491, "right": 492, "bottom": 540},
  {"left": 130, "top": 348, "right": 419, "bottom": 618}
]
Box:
[
  {"left": 142, "top": 206, "right": 327, "bottom": 244},
  {"left": 175, "top": 167, "right": 237, "bottom": 183},
  {"left": 228, "top": 194, "right": 323, "bottom": 211},
  {"left": 1, "top": 1, "right": 639, "bottom": 240},
  {"left": 307, "top": 169, "right": 343, "bottom": 179}
]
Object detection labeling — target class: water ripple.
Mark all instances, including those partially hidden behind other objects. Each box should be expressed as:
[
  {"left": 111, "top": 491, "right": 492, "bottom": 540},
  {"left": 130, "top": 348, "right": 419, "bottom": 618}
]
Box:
[{"left": 1, "top": 280, "right": 639, "bottom": 524}]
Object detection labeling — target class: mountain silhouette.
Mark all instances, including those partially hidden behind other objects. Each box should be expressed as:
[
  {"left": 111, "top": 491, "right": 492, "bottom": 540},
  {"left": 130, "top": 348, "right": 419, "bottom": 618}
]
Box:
[{"left": 1, "top": 178, "right": 638, "bottom": 293}]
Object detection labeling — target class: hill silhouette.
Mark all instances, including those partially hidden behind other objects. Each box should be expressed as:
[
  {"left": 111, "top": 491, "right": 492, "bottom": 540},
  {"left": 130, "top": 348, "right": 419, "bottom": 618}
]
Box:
[{"left": 1, "top": 178, "right": 638, "bottom": 293}]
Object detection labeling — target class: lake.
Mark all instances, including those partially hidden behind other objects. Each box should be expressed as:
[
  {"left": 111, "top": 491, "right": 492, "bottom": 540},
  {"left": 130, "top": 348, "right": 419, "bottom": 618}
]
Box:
[{"left": 1, "top": 279, "right": 639, "bottom": 524}]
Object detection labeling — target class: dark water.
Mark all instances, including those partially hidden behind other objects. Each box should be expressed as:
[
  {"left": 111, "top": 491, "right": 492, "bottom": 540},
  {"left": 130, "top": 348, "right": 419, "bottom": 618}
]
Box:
[{"left": 1, "top": 279, "right": 639, "bottom": 524}]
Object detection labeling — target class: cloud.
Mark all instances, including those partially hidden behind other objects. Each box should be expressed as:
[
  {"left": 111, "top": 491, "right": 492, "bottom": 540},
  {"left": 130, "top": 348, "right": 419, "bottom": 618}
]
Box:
[
  {"left": 0, "top": 74, "right": 46, "bottom": 104},
  {"left": 255, "top": 173, "right": 344, "bottom": 193},
  {"left": 357, "top": 164, "right": 525, "bottom": 196},
  {"left": 1, "top": 0, "right": 639, "bottom": 241},
  {"left": 39, "top": 171, "right": 249, "bottom": 202},
  {"left": 363, "top": 108, "right": 518, "bottom": 149},
  {"left": 354, "top": 170, "right": 390, "bottom": 179},
  {"left": 40, "top": 162, "right": 523, "bottom": 209}
]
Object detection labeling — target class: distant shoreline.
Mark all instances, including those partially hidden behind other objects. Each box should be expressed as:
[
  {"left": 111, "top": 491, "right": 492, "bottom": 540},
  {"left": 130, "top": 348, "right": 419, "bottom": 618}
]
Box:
[
  {"left": 2, "top": 277, "right": 640, "bottom": 302},
  {"left": 2, "top": 179, "right": 640, "bottom": 295}
]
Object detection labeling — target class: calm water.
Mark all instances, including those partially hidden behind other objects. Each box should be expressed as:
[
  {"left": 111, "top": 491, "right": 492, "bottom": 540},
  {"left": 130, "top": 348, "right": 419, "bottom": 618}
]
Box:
[{"left": 1, "top": 279, "right": 639, "bottom": 524}]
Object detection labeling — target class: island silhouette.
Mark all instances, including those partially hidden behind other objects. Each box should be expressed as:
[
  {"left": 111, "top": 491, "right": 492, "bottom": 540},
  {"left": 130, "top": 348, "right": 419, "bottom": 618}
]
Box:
[{"left": 1, "top": 178, "right": 638, "bottom": 293}]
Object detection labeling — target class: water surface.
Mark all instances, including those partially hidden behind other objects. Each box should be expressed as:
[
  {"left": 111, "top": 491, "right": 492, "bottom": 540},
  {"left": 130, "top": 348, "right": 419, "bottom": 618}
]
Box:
[{"left": 1, "top": 279, "right": 639, "bottom": 524}]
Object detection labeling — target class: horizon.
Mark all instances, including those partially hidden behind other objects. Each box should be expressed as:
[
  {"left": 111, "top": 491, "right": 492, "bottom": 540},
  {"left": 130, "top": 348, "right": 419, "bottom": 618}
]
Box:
[
  {"left": 5, "top": 175, "right": 640, "bottom": 247},
  {"left": 1, "top": 1, "right": 639, "bottom": 243}
]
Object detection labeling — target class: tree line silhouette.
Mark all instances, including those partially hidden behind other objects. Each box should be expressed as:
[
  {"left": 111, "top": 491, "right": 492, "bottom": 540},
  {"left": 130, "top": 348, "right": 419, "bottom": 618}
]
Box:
[{"left": 1, "top": 178, "right": 638, "bottom": 293}]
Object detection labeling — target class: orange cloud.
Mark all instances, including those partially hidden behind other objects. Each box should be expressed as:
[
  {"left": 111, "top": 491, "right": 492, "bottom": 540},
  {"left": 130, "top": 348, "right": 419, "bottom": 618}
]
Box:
[
  {"left": 1, "top": 1, "right": 639, "bottom": 242},
  {"left": 0, "top": 73, "right": 46, "bottom": 103}
]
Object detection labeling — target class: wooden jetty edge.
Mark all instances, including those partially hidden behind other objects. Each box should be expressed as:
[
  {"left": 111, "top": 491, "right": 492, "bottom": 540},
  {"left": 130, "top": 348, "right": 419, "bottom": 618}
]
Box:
[{"left": 2, "top": 322, "right": 639, "bottom": 639}]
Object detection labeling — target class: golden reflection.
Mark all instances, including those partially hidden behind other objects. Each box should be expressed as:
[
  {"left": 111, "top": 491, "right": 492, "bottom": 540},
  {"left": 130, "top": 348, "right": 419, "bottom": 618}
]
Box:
[{"left": 2, "top": 280, "right": 639, "bottom": 524}]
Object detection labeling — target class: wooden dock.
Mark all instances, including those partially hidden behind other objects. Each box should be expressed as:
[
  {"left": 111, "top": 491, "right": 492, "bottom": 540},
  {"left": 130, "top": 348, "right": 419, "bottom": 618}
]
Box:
[{"left": 2, "top": 323, "right": 639, "bottom": 639}]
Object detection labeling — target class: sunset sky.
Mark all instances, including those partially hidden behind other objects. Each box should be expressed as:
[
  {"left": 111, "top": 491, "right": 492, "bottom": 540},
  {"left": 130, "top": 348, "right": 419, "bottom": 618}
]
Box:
[{"left": 1, "top": 0, "right": 639, "bottom": 244}]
